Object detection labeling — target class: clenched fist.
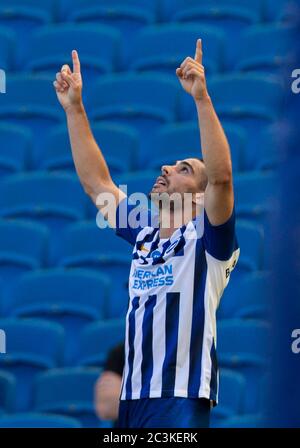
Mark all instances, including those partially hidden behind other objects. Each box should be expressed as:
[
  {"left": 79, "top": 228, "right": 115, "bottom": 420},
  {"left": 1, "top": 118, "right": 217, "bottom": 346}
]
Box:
[
  {"left": 53, "top": 50, "right": 83, "bottom": 111},
  {"left": 176, "top": 39, "right": 209, "bottom": 102}
]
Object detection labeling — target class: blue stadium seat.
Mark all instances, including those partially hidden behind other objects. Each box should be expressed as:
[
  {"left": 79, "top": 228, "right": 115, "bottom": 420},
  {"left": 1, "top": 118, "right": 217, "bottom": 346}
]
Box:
[
  {"left": 235, "top": 221, "right": 264, "bottom": 273},
  {"left": 0, "top": 27, "right": 16, "bottom": 72},
  {"left": 34, "top": 367, "right": 102, "bottom": 427},
  {"left": 0, "top": 172, "right": 87, "bottom": 259},
  {"left": 181, "top": 74, "right": 284, "bottom": 169},
  {"left": 162, "top": 0, "right": 263, "bottom": 67},
  {"left": 0, "top": 1, "right": 56, "bottom": 60},
  {"left": 211, "top": 369, "right": 246, "bottom": 422},
  {"left": 62, "top": 0, "right": 158, "bottom": 63},
  {"left": 0, "top": 123, "right": 32, "bottom": 175},
  {"left": 217, "top": 414, "right": 264, "bottom": 428},
  {"left": 236, "top": 24, "right": 297, "bottom": 74},
  {"left": 0, "top": 75, "right": 64, "bottom": 161},
  {"left": 0, "top": 220, "right": 48, "bottom": 304},
  {"left": 41, "top": 123, "right": 139, "bottom": 175},
  {"left": 117, "top": 171, "right": 159, "bottom": 205},
  {"left": 77, "top": 319, "right": 125, "bottom": 366},
  {"left": 218, "top": 271, "right": 271, "bottom": 319},
  {"left": 0, "top": 318, "right": 64, "bottom": 411},
  {"left": 130, "top": 24, "right": 225, "bottom": 75},
  {"left": 0, "top": 412, "right": 82, "bottom": 428},
  {"left": 87, "top": 73, "right": 179, "bottom": 160},
  {"left": 24, "top": 24, "right": 121, "bottom": 78},
  {"left": 59, "top": 222, "right": 132, "bottom": 318},
  {"left": 0, "top": 370, "right": 16, "bottom": 413},
  {"left": 217, "top": 319, "right": 270, "bottom": 412},
  {"left": 149, "top": 122, "right": 246, "bottom": 172},
  {"left": 8, "top": 269, "right": 110, "bottom": 364},
  {"left": 234, "top": 171, "right": 279, "bottom": 223}
]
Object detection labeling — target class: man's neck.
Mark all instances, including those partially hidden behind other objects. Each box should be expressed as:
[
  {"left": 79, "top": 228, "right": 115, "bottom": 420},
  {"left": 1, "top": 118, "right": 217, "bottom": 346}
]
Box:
[{"left": 158, "top": 204, "right": 203, "bottom": 239}]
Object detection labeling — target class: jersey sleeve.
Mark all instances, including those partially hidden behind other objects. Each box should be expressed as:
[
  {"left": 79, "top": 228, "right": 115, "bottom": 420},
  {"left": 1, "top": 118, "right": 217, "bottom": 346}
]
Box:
[
  {"left": 203, "top": 206, "right": 239, "bottom": 261},
  {"left": 115, "top": 197, "right": 157, "bottom": 246},
  {"left": 202, "top": 206, "right": 240, "bottom": 299}
]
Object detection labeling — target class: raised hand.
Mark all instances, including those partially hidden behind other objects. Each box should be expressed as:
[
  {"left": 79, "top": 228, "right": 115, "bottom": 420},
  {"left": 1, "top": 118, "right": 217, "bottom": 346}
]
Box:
[
  {"left": 176, "top": 39, "right": 208, "bottom": 101},
  {"left": 53, "top": 50, "right": 83, "bottom": 111}
]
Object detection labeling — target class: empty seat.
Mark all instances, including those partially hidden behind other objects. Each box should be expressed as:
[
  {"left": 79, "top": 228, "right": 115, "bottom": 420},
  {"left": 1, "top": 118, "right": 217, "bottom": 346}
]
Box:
[
  {"left": 34, "top": 367, "right": 101, "bottom": 427},
  {"left": 217, "top": 319, "right": 270, "bottom": 412},
  {"left": 25, "top": 24, "right": 121, "bottom": 78},
  {"left": 0, "top": 172, "right": 87, "bottom": 258},
  {"left": 117, "top": 170, "right": 159, "bottom": 198},
  {"left": 236, "top": 24, "right": 297, "bottom": 74},
  {"left": 0, "top": 1, "right": 56, "bottom": 61},
  {"left": 0, "top": 220, "right": 49, "bottom": 303},
  {"left": 130, "top": 24, "right": 225, "bottom": 75},
  {"left": 0, "top": 26, "right": 16, "bottom": 72},
  {"left": 236, "top": 221, "right": 264, "bottom": 272},
  {"left": 149, "top": 122, "right": 246, "bottom": 172},
  {"left": 0, "top": 318, "right": 64, "bottom": 410},
  {"left": 8, "top": 269, "right": 110, "bottom": 364},
  {"left": 0, "top": 370, "right": 16, "bottom": 413},
  {"left": 62, "top": 0, "right": 157, "bottom": 63},
  {"left": 77, "top": 319, "right": 125, "bottom": 366},
  {"left": 211, "top": 369, "right": 246, "bottom": 421},
  {"left": 0, "top": 75, "right": 64, "bottom": 160},
  {"left": 0, "top": 123, "right": 32, "bottom": 176},
  {"left": 87, "top": 73, "right": 179, "bottom": 161},
  {"left": 182, "top": 74, "right": 284, "bottom": 169},
  {"left": 59, "top": 222, "right": 132, "bottom": 318},
  {"left": 41, "top": 122, "right": 139, "bottom": 175},
  {"left": 162, "top": 0, "right": 264, "bottom": 67},
  {"left": 234, "top": 171, "right": 279, "bottom": 223},
  {"left": 218, "top": 271, "right": 271, "bottom": 319},
  {"left": 0, "top": 412, "right": 82, "bottom": 428}
]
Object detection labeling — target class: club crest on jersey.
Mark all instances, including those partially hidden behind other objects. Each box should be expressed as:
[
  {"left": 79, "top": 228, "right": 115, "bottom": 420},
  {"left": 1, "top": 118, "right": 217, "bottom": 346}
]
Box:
[{"left": 150, "top": 250, "right": 162, "bottom": 260}]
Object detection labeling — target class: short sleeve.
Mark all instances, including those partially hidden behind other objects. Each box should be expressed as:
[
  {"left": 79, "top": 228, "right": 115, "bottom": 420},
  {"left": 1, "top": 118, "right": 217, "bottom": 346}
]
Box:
[
  {"left": 203, "top": 206, "right": 239, "bottom": 261},
  {"left": 115, "top": 197, "right": 158, "bottom": 246}
]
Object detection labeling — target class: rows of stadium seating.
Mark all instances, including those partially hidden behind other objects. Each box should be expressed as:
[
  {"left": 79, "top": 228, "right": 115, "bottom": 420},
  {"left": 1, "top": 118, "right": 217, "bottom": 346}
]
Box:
[
  {"left": 0, "top": 0, "right": 295, "bottom": 429},
  {"left": 0, "top": 22, "right": 296, "bottom": 74},
  {"left": 0, "top": 317, "right": 269, "bottom": 427}
]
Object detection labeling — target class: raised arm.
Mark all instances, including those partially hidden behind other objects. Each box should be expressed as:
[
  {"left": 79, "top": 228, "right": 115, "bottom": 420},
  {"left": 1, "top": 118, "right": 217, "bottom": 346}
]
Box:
[
  {"left": 176, "top": 40, "right": 233, "bottom": 226},
  {"left": 53, "top": 50, "right": 126, "bottom": 226}
]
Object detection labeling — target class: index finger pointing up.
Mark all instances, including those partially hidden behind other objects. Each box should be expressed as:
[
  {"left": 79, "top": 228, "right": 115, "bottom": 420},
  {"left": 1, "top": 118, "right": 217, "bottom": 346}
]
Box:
[
  {"left": 194, "top": 39, "right": 202, "bottom": 64},
  {"left": 72, "top": 49, "right": 81, "bottom": 74}
]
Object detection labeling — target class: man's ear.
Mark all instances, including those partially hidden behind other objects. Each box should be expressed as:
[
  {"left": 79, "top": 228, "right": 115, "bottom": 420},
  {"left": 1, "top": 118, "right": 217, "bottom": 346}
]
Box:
[{"left": 193, "top": 191, "right": 204, "bottom": 206}]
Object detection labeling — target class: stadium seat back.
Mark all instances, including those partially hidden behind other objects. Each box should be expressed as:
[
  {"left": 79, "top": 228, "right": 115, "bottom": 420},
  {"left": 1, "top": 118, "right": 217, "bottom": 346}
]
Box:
[
  {"left": 77, "top": 319, "right": 125, "bottom": 366},
  {"left": 0, "top": 318, "right": 64, "bottom": 410},
  {"left": 34, "top": 367, "right": 101, "bottom": 427},
  {"left": 25, "top": 24, "right": 121, "bottom": 78}
]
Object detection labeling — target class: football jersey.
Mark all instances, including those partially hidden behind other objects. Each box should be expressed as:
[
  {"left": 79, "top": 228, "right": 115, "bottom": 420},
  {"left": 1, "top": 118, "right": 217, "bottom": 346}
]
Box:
[{"left": 115, "top": 199, "right": 240, "bottom": 404}]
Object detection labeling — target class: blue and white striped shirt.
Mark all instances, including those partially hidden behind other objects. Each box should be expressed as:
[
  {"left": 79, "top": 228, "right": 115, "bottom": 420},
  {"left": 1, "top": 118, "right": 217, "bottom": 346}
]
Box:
[{"left": 115, "top": 199, "right": 240, "bottom": 403}]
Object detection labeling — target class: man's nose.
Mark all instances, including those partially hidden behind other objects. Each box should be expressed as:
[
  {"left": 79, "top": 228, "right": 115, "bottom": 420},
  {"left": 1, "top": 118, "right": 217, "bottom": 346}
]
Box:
[{"left": 161, "top": 165, "right": 173, "bottom": 176}]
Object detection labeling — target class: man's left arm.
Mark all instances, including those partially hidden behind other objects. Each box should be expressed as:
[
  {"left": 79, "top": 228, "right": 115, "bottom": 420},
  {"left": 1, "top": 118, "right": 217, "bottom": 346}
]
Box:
[{"left": 176, "top": 39, "right": 234, "bottom": 226}]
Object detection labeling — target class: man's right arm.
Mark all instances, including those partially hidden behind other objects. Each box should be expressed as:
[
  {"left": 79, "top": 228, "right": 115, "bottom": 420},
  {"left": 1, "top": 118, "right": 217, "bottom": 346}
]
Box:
[{"left": 53, "top": 50, "right": 126, "bottom": 227}]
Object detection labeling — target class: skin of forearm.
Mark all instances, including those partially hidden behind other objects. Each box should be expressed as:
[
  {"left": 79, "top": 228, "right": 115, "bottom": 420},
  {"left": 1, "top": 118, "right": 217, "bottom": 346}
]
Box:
[
  {"left": 65, "top": 102, "right": 112, "bottom": 196},
  {"left": 195, "top": 95, "right": 232, "bottom": 185}
]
